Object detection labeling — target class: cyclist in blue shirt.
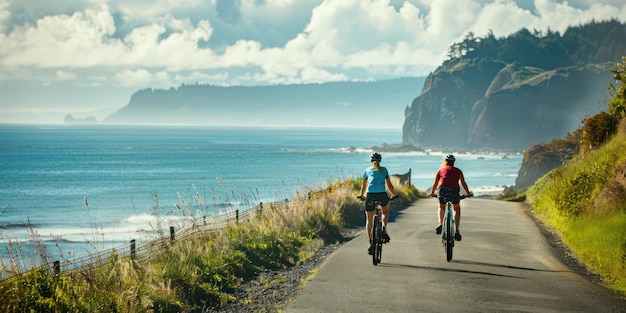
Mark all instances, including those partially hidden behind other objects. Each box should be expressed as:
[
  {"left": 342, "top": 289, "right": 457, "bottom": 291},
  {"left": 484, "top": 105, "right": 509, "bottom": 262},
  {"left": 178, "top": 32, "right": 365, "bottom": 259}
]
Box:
[{"left": 358, "top": 152, "right": 398, "bottom": 255}]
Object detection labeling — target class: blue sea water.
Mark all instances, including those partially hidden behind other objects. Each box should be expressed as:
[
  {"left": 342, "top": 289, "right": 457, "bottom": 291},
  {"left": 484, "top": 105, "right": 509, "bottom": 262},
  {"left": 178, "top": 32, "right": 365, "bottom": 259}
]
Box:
[{"left": 0, "top": 124, "right": 522, "bottom": 262}]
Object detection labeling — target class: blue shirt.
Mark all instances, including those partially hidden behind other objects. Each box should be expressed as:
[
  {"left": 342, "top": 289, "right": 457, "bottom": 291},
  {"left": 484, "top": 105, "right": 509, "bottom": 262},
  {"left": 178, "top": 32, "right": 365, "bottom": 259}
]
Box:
[{"left": 362, "top": 166, "right": 390, "bottom": 193}]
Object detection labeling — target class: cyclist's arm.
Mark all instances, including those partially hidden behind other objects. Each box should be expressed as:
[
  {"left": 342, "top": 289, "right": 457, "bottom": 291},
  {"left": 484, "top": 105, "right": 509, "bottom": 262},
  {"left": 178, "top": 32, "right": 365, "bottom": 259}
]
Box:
[
  {"left": 429, "top": 171, "right": 440, "bottom": 196},
  {"left": 459, "top": 171, "right": 471, "bottom": 195},
  {"left": 385, "top": 177, "right": 397, "bottom": 197},
  {"left": 359, "top": 178, "right": 368, "bottom": 198}
]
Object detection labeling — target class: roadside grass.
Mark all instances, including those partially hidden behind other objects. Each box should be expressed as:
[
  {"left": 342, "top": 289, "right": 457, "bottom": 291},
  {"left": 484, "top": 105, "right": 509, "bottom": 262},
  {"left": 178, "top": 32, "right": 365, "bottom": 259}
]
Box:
[
  {"left": 0, "top": 176, "right": 421, "bottom": 312},
  {"left": 566, "top": 214, "right": 626, "bottom": 294},
  {"left": 527, "top": 133, "right": 626, "bottom": 297}
]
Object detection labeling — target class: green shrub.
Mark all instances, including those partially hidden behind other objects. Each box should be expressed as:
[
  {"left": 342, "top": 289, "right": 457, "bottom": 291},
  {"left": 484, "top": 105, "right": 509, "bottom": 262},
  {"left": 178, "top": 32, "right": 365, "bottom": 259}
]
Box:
[
  {"left": 580, "top": 111, "right": 618, "bottom": 154},
  {"left": 302, "top": 209, "right": 343, "bottom": 244},
  {"left": 608, "top": 56, "right": 626, "bottom": 119}
]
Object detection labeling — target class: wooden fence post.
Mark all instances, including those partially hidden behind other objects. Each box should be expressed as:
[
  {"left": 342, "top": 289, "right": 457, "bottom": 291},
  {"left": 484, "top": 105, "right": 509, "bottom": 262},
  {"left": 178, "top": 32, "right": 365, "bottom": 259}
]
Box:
[
  {"left": 53, "top": 260, "right": 60, "bottom": 278},
  {"left": 130, "top": 239, "right": 136, "bottom": 260},
  {"left": 409, "top": 168, "right": 412, "bottom": 185},
  {"left": 236, "top": 209, "right": 239, "bottom": 223},
  {"left": 170, "top": 226, "right": 175, "bottom": 242}
]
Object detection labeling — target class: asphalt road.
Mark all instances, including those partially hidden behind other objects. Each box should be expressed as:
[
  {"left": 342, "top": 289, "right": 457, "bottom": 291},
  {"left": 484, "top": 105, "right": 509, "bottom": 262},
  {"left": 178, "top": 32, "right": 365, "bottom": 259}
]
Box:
[{"left": 284, "top": 198, "right": 626, "bottom": 313}]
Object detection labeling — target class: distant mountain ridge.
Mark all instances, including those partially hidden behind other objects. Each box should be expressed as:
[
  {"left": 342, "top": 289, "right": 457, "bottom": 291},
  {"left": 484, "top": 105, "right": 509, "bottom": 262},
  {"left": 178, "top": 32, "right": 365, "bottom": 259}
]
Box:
[
  {"left": 102, "top": 78, "right": 425, "bottom": 128},
  {"left": 403, "top": 19, "right": 626, "bottom": 150}
]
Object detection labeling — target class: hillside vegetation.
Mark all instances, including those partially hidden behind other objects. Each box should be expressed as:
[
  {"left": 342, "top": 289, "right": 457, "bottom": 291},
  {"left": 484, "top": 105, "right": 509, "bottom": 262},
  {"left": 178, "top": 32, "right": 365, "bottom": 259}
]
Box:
[{"left": 525, "top": 57, "right": 626, "bottom": 297}]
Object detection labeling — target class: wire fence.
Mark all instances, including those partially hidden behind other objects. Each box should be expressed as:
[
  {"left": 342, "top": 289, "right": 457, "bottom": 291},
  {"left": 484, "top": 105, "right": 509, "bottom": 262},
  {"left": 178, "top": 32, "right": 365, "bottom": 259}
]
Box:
[
  {"left": 0, "top": 170, "right": 412, "bottom": 285},
  {"left": 0, "top": 200, "right": 285, "bottom": 285}
]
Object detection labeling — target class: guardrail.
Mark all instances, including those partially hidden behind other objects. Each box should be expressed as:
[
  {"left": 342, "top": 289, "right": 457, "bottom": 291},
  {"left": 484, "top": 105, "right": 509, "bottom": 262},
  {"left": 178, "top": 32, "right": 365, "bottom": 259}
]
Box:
[{"left": 1, "top": 170, "right": 411, "bottom": 284}]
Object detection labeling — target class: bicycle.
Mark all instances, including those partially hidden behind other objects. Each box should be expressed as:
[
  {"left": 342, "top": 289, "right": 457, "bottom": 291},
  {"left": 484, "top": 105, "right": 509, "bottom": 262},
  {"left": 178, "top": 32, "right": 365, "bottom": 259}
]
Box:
[
  {"left": 432, "top": 192, "right": 471, "bottom": 262},
  {"left": 358, "top": 195, "right": 398, "bottom": 265}
]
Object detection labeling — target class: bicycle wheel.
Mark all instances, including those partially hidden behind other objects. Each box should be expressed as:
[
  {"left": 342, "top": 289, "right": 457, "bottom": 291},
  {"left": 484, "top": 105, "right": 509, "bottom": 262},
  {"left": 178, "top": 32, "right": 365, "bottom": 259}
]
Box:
[
  {"left": 375, "top": 224, "right": 383, "bottom": 265},
  {"left": 372, "top": 215, "right": 382, "bottom": 265},
  {"left": 445, "top": 215, "right": 453, "bottom": 262}
]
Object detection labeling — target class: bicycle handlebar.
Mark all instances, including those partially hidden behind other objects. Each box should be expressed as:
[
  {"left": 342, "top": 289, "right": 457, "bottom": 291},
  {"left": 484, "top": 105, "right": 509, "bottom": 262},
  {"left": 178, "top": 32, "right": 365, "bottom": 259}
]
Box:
[
  {"left": 357, "top": 195, "right": 399, "bottom": 202},
  {"left": 429, "top": 192, "right": 473, "bottom": 199}
]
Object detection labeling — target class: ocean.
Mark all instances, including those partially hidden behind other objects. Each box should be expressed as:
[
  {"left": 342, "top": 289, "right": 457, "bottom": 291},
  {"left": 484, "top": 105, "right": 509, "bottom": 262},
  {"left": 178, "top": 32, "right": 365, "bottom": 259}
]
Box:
[{"left": 0, "top": 124, "right": 521, "bottom": 264}]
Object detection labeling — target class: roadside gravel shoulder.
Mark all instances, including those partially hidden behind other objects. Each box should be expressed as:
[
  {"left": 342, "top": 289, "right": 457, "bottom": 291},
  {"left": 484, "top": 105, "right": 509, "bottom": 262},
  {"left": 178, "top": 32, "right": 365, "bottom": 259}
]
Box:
[
  {"left": 202, "top": 229, "right": 361, "bottom": 313},
  {"left": 520, "top": 201, "right": 625, "bottom": 300}
]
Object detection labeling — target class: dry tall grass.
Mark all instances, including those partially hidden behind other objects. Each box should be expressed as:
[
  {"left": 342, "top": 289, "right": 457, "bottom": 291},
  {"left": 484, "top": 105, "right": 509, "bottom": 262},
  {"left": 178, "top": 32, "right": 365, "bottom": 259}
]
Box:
[{"left": 0, "top": 176, "right": 421, "bottom": 312}]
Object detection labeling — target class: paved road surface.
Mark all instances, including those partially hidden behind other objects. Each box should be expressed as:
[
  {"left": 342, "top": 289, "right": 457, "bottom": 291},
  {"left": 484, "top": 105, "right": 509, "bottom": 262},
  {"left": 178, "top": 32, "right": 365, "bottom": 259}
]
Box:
[{"left": 284, "top": 198, "right": 626, "bottom": 313}]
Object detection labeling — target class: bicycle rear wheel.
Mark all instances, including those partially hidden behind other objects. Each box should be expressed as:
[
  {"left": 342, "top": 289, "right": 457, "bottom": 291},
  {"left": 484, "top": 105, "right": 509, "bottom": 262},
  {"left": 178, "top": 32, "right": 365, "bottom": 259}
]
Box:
[
  {"left": 372, "top": 215, "right": 382, "bottom": 265},
  {"left": 445, "top": 216, "right": 453, "bottom": 262}
]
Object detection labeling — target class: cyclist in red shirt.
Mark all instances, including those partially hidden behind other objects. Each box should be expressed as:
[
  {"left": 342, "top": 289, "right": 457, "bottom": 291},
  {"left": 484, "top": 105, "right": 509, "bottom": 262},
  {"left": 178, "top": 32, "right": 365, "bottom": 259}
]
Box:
[{"left": 428, "top": 154, "right": 471, "bottom": 241}]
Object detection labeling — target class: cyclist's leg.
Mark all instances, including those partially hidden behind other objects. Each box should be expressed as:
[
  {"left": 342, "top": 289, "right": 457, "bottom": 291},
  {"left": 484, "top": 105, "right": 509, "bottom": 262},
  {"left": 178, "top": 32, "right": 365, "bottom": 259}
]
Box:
[
  {"left": 365, "top": 210, "right": 376, "bottom": 253},
  {"left": 435, "top": 203, "right": 445, "bottom": 234},
  {"left": 365, "top": 210, "right": 375, "bottom": 241},
  {"left": 436, "top": 189, "right": 450, "bottom": 231},
  {"left": 453, "top": 203, "right": 462, "bottom": 241},
  {"left": 437, "top": 203, "right": 445, "bottom": 225},
  {"left": 380, "top": 204, "right": 391, "bottom": 241},
  {"left": 381, "top": 204, "right": 390, "bottom": 227},
  {"left": 453, "top": 203, "right": 461, "bottom": 232}
]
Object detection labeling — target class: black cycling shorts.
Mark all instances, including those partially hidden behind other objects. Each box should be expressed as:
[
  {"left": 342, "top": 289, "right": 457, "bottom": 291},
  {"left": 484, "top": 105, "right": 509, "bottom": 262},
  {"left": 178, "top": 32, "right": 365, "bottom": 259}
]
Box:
[
  {"left": 438, "top": 187, "right": 460, "bottom": 205},
  {"left": 365, "top": 192, "right": 389, "bottom": 211}
]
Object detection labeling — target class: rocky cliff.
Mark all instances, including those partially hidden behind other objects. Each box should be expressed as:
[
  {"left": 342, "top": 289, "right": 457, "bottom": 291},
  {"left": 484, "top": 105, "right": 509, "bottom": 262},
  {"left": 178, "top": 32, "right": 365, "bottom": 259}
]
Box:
[
  {"left": 402, "top": 60, "right": 612, "bottom": 150},
  {"left": 514, "top": 136, "right": 578, "bottom": 188},
  {"left": 402, "top": 59, "right": 506, "bottom": 148},
  {"left": 402, "top": 20, "right": 626, "bottom": 151},
  {"left": 469, "top": 65, "right": 612, "bottom": 149}
]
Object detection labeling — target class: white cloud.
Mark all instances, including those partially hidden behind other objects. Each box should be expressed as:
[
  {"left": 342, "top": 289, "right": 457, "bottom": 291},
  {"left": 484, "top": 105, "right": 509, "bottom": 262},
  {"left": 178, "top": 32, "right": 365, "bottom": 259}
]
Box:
[
  {"left": 56, "top": 70, "right": 76, "bottom": 80},
  {"left": 2, "top": 0, "right": 625, "bottom": 84},
  {"left": 113, "top": 69, "right": 155, "bottom": 86},
  {"left": 0, "top": 5, "right": 117, "bottom": 67},
  {"left": 472, "top": 1, "right": 536, "bottom": 37},
  {"left": 300, "top": 67, "right": 346, "bottom": 82},
  {"left": 1, "top": 0, "right": 626, "bottom": 123}
]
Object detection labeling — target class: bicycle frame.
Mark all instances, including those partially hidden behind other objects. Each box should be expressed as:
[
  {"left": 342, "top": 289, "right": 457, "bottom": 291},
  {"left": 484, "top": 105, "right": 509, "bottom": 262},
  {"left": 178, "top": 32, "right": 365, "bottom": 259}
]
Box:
[
  {"left": 438, "top": 193, "right": 469, "bottom": 262},
  {"left": 371, "top": 201, "right": 384, "bottom": 265},
  {"left": 442, "top": 199, "right": 455, "bottom": 262},
  {"left": 358, "top": 195, "right": 397, "bottom": 266}
]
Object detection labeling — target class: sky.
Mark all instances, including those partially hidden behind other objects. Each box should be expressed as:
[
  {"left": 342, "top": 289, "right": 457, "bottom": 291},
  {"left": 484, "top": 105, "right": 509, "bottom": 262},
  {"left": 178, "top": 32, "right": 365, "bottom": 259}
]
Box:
[{"left": 1, "top": 0, "right": 625, "bottom": 125}]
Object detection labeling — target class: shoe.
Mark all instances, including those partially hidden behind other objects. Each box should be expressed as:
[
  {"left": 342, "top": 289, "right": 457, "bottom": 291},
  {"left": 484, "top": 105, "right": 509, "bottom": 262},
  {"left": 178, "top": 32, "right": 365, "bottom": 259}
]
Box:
[
  {"left": 455, "top": 231, "right": 462, "bottom": 241},
  {"left": 435, "top": 224, "right": 442, "bottom": 234},
  {"left": 368, "top": 245, "right": 373, "bottom": 255},
  {"left": 382, "top": 230, "right": 390, "bottom": 243}
]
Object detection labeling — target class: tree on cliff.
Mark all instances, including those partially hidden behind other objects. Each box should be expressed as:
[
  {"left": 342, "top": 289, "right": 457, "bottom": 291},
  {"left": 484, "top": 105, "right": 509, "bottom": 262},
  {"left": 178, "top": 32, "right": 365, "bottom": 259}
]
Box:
[{"left": 608, "top": 56, "right": 626, "bottom": 119}]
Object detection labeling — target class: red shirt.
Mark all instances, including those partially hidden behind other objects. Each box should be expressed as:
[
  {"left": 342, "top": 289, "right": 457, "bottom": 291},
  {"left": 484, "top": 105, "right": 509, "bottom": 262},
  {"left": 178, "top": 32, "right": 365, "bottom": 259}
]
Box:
[{"left": 437, "top": 165, "right": 462, "bottom": 189}]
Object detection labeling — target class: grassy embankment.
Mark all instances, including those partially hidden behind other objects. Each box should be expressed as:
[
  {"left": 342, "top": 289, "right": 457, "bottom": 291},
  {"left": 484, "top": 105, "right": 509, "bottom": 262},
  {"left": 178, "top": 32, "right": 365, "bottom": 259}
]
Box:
[
  {"left": 526, "top": 131, "right": 626, "bottom": 297},
  {"left": 0, "top": 176, "right": 423, "bottom": 312},
  {"left": 503, "top": 57, "right": 626, "bottom": 298}
]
